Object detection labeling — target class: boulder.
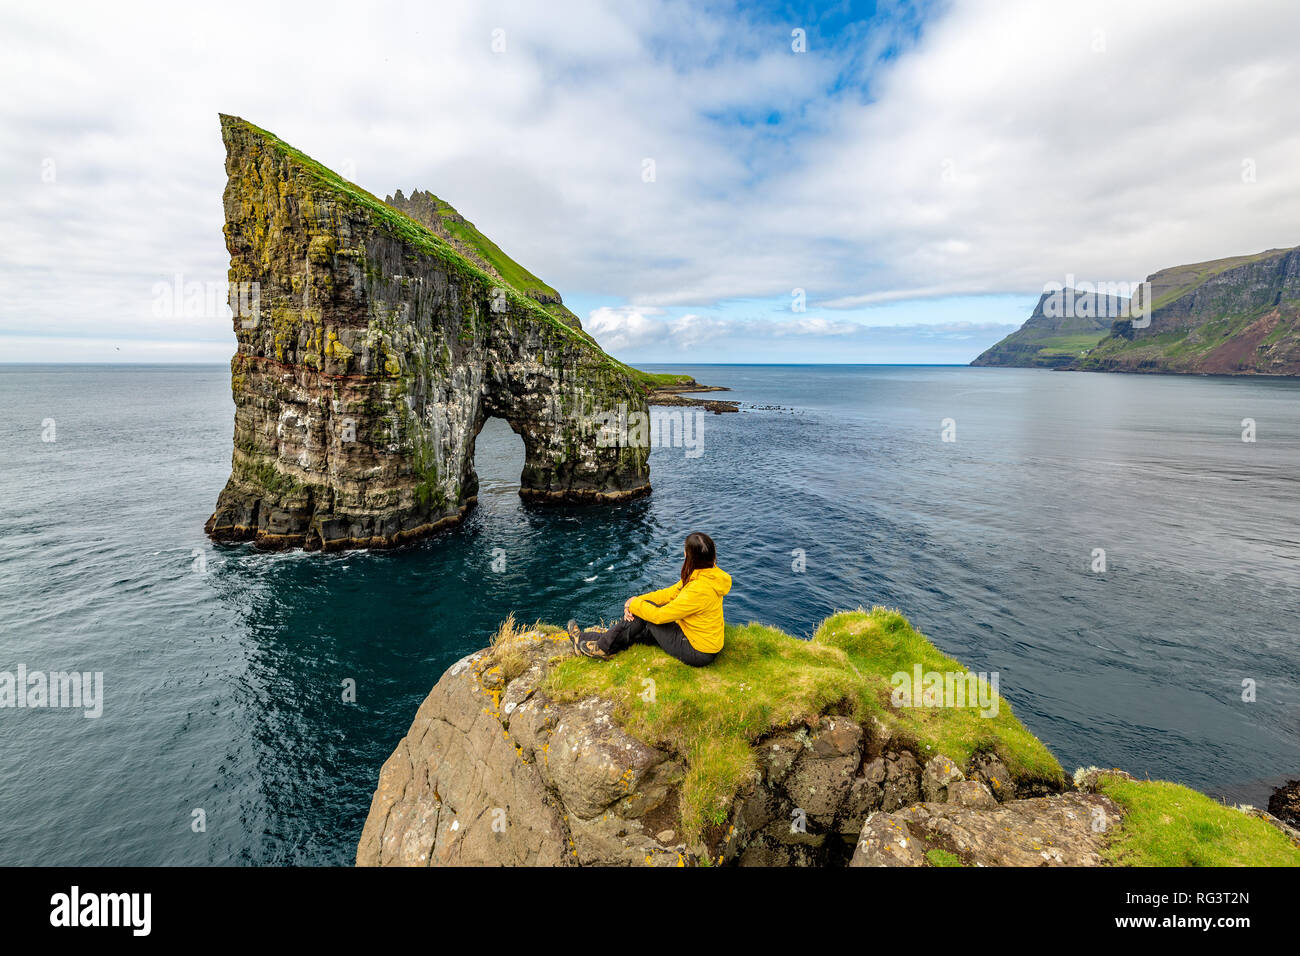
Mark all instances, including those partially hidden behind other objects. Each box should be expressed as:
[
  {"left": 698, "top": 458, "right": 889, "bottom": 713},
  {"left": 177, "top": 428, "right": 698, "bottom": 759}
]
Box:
[
  {"left": 880, "top": 752, "right": 922, "bottom": 812},
  {"left": 837, "top": 759, "right": 887, "bottom": 836},
  {"left": 850, "top": 813, "right": 927, "bottom": 867},
  {"left": 1268, "top": 779, "right": 1300, "bottom": 828},
  {"left": 786, "top": 717, "right": 863, "bottom": 820},
  {"left": 538, "top": 696, "right": 670, "bottom": 819},
  {"left": 1073, "top": 766, "right": 1134, "bottom": 793},
  {"left": 922, "top": 753, "right": 965, "bottom": 803},
  {"left": 851, "top": 792, "right": 1120, "bottom": 867},
  {"left": 948, "top": 779, "right": 998, "bottom": 809},
  {"left": 971, "top": 754, "right": 1018, "bottom": 802}
]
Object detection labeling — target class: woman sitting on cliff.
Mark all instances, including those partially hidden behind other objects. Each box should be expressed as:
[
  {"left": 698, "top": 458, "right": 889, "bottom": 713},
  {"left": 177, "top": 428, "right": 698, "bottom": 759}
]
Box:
[{"left": 568, "top": 532, "right": 731, "bottom": 667}]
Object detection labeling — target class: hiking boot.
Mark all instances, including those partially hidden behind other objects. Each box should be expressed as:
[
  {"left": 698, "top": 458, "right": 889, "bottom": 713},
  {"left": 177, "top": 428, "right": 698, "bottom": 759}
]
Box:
[{"left": 577, "top": 640, "right": 611, "bottom": 660}]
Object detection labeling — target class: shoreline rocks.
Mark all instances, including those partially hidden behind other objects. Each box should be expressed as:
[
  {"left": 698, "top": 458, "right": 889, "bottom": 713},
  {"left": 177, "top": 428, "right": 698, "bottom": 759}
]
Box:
[
  {"left": 1268, "top": 779, "right": 1300, "bottom": 828},
  {"left": 645, "top": 384, "right": 740, "bottom": 414}
]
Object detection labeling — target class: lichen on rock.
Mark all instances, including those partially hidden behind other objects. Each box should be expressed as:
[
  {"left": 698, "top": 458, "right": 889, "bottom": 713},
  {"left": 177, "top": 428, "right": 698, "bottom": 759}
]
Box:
[
  {"left": 356, "top": 610, "right": 1094, "bottom": 867},
  {"left": 205, "top": 115, "right": 650, "bottom": 551}
]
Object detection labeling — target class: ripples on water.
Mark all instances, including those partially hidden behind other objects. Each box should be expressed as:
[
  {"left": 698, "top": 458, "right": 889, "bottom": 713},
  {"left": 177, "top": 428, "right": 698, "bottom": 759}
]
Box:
[{"left": 0, "top": 363, "right": 1297, "bottom": 864}]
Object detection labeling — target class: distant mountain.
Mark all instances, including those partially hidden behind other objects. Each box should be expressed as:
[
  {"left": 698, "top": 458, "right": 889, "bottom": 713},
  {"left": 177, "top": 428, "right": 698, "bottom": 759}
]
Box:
[
  {"left": 1077, "top": 246, "right": 1300, "bottom": 374},
  {"left": 971, "top": 288, "right": 1129, "bottom": 368},
  {"left": 385, "top": 188, "right": 585, "bottom": 331}
]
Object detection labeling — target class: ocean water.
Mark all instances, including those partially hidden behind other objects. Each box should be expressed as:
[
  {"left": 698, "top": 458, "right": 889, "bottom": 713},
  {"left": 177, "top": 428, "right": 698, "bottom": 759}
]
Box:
[{"left": 0, "top": 363, "right": 1297, "bottom": 865}]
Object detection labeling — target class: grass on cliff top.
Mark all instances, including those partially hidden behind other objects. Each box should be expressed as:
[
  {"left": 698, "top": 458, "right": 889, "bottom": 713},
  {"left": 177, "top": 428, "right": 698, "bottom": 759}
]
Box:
[
  {"left": 1096, "top": 775, "right": 1300, "bottom": 867},
  {"left": 1147, "top": 246, "right": 1297, "bottom": 312},
  {"left": 218, "top": 114, "right": 597, "bottom": 349},
  {"left": 542, "top": 606, "right": 1063, "bottom": 843},
  {"left": 421, "top": 192, "right": 561, "bottom": 302},
  {"left": 629, "top": 370, "right": 699, "bottom": 389},
  {"left": 220, "top": 114, "right": 693, "bottom": 392}
]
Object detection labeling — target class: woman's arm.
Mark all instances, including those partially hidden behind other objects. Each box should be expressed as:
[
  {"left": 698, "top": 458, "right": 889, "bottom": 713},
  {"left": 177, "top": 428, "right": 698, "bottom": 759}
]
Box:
[
  {"left": 629, "top": 581, "right": 710, "bottom": 625},
  {"left": 636, "top": 581, "right": 683, "bottom": 606}
]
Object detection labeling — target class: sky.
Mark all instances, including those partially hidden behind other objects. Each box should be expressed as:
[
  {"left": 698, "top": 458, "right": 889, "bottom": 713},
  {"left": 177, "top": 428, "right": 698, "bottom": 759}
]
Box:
[{"left": 2, "top": 0, "right": 1299, "bottom": 364}]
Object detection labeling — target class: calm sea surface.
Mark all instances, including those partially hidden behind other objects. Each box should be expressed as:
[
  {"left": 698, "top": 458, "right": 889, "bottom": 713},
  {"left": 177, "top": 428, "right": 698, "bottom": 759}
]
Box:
[{"left": 0, "top": 363, "right": 1297, "bottom": 864}]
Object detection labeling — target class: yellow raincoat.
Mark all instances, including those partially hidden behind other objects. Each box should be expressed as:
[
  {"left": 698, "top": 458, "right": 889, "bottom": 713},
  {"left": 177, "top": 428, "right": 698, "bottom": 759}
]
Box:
[{"left": 628, "top": 566, "right": 732, "bottom": 654}]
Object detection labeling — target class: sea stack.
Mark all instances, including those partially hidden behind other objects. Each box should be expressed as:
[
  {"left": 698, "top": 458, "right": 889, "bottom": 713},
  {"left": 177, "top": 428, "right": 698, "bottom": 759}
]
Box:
[{"left": 205, "top": 115, "right": 650, "bottom": 551}]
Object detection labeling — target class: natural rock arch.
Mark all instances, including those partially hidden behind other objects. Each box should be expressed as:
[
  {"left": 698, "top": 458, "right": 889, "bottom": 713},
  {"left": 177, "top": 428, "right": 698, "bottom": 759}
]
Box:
[{"left": 205, "top": 115, "right": 649, "bottom": 551}]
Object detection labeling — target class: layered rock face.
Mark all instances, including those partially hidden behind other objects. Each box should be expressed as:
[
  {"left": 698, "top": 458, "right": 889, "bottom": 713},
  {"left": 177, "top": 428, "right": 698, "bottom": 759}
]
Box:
[
  {"left": 355, "top": 629, "right": 1116, "bottom": 868},
  {"left": 205, "top": 116, "right": 649, "bottom": 550},
  {"left": 384, "top": 188, "right": 587, "bottom": 332},
  {"left": 973, "top": 246, "right": 1300, "bottom": 374},
  {"left": 1078, "top": 245, "right": 1300, "bottom": 374},
  {"left": 971, "top": 289, "right": 1125, "bottom": 369}
]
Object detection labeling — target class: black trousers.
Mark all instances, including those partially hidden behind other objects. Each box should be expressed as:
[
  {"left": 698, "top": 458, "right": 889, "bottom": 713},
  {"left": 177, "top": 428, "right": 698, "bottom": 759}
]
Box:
[{"left": 586, "top": 604, "right": 717, "bottom": 667}]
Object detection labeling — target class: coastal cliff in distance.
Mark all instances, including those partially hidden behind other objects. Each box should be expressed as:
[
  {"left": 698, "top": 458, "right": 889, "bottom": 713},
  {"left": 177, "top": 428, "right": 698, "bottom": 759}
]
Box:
[
  {"left": 205, "top": 115, "right": 651, "bottom": 551},
  {"left": 975, "top": 245, "right": 1300, "bottom": 374},
  {"left": 1078, "top": 245, "right": 1300, "bottom": 374},
  {"left": 971, "top": 289, "right": 1128, "bottom": 368}
]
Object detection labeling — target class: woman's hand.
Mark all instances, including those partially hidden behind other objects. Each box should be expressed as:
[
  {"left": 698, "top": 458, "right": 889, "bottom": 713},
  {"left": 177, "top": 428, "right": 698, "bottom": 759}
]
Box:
[{"left": 623, "top": 598, "right": 634, "bottom": 622}]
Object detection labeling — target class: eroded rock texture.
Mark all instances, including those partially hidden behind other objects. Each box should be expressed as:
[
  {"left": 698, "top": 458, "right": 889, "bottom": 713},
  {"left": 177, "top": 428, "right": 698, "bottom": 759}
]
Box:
[
  {"left": 355, "top": 631, "right": 689, "bottom": 867},
  {"left": 356, "top": 629, "right": 1103, "bottom": 868},
  {"left": 205, "top": 115, "right": 649, "bottom": 550}
]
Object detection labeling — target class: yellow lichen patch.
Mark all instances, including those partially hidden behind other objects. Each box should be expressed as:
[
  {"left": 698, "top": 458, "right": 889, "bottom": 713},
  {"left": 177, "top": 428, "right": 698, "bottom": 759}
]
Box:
[
  {"left": 307, "top": 233, "right": 336, "bottom": 265},
  {"left": 325, "top": 330, "right": 354, "bottom": 363}
]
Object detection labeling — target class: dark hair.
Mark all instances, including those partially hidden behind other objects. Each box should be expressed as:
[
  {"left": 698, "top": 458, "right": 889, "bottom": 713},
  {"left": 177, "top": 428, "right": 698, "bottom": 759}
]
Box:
[{"left": 680, "top": 532, "right": 717, "bottom": 586}]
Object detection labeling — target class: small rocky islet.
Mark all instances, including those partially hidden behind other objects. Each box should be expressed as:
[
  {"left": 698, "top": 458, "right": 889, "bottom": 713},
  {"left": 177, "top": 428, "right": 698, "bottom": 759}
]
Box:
[{"left": 204, "top": 115, "right": 723, "bottom": 553}]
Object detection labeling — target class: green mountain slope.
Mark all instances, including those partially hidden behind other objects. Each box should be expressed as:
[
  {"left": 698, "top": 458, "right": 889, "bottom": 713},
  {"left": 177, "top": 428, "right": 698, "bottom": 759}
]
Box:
[
  {"left": 1078, "top": 245, "right": 1300, "bottom": 374},
  {"left": 385, "top": 188, "right": 585, "bottom": 331},
  {"left": 382, "top": 188, "right": 700, "bottom": 393},
  {"left": 971, "top": 289, "right": 1127, "bottom": 368}
]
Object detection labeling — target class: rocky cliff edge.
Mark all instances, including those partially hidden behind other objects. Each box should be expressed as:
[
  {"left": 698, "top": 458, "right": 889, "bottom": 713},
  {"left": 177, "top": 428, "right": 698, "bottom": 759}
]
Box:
[{"left": 360, "top": 610, "right": 1158, "bottom": 865}]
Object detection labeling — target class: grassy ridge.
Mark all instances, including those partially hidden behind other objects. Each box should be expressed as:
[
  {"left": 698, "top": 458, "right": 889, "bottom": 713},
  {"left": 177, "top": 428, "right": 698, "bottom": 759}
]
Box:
[
  {"left": 420, "top": 193, "right": 563, "bottom": 303},
  {"left": 1097, "top": 775, "right": 1300, "bottom": 866},
  {"left": 543, "top": 606, "right": 1063, "bottom": 842},
  {"left": 1145, "top": 247, "right": 1295, "bottom": 312},
  {"left": 222, "top": 114, "right": 608, "bottom": 355}
]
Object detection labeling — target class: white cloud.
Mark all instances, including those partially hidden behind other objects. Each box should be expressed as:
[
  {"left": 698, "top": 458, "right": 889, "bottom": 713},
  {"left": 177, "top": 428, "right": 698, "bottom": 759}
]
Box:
[
  {"left": 584, "top": 306, "right": 668, "bottom": 351},
  {"left": 582, "top": 303, "right": 1017, "bottom": 358},
  {"left": 585, "top": 307, "right": 866, "bottom": 351},
  {"left": 1, "top": 0, "right": 1297, "bottom": 362}
]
